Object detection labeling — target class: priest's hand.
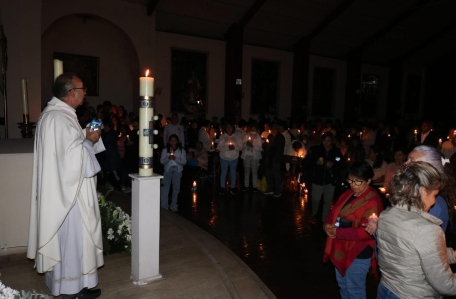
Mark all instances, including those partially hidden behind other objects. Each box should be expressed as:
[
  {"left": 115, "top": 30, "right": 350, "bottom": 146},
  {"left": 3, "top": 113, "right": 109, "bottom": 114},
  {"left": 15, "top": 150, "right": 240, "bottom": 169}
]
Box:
[{"left": 86, "top": 128, "right": 101, "bottom": 144}]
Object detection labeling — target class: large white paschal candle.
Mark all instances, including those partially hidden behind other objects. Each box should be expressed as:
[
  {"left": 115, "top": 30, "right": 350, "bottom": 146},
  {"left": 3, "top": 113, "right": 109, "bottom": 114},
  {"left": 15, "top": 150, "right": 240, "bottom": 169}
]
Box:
[
  {"left": 53, "top": 59, "right": 63, "bottom": 81},
  {"left": 138, "top": 69, "right": 155, "bottom": 176},
  {"left": 140, "top": 69, "right": 154, "bottom": 98}
]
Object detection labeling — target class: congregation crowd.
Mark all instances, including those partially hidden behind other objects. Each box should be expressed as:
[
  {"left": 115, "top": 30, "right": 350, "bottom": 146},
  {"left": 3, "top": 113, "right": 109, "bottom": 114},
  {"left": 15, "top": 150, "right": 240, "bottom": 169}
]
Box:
[{"left": 76, "top": 100, "right": 456, "bottom": 299}]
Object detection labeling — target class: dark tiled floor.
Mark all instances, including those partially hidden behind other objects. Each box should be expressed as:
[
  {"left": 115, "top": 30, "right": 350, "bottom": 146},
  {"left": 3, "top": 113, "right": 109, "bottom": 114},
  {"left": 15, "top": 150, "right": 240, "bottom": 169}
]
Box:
[{"left": 173, "top": 172, "right": 377, "bottom": 299}]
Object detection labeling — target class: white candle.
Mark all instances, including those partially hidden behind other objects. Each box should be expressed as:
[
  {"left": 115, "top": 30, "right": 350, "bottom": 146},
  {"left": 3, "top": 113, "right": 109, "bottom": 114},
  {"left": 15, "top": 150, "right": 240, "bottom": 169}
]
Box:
[
  {"left": 53, "top": 59, "right": 63, "bottom": 81},
  {"left": 140, "top": 69, "right": 154, "bottom": 98},
  {"left": 20, "top": 79, "right": 29, "bottom": 116},
  {"left": 139, "top": 71, "right": 154, "bottom": 176}
]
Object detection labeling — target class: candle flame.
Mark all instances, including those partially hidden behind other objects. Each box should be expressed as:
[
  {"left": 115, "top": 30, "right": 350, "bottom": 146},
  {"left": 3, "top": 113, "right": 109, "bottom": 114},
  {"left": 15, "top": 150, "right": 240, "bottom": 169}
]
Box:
[
  {"left": 145, "top": 69, "right": 150, "bottom": 77},
  {"left": 193, "top": 181, "right": 197, "bottom": 187}
]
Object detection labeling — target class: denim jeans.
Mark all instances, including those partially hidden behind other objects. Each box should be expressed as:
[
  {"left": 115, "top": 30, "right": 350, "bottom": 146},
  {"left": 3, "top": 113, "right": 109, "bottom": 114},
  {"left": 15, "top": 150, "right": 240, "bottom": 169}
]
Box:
[
  {"left": 377, "top": 283, "right": 401, "bottom": 299},
  {"left": 220, "top": 158, "right": 238, "bottom": 188},
  {"left": 160, "top": 166, "right": 182, "bottom": 211},
  {"left": 335, "top": 258, "right": 371, "bottom": 299}
]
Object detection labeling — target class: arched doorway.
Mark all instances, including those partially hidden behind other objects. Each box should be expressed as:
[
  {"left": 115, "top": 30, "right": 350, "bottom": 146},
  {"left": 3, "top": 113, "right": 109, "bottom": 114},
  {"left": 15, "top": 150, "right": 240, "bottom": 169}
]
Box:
[{"left": 41, "top": 14, "right": 140, "bottom": 114}]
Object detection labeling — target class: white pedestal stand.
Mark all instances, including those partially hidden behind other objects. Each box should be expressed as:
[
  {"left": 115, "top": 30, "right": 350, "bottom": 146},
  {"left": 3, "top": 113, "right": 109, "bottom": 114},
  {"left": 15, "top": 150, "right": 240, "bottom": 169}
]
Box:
[{"left": 129, "top": 173, "right": 163, "bottom": 285}]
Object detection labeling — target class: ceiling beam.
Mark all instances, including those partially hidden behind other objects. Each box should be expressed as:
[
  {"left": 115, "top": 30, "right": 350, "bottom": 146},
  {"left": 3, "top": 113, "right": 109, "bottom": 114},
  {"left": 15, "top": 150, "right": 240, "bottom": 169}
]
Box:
[
  {"left": 237, "top": 0, "right": 267, "bottom": 28},
  {"left": 348, "top": 0, "right": 430, "bottom": 56},
  {"left": 402, "top": 19, "right": 456, "bottom": 60},
  {"left": 293, "top": 0, "right": 356, "bottom": 50},
  {"left": 147, "top": 0, "right": 159, "bottom": 16},
  {"left": 307, "top": 0, "right": 357, "bottom": 41}
]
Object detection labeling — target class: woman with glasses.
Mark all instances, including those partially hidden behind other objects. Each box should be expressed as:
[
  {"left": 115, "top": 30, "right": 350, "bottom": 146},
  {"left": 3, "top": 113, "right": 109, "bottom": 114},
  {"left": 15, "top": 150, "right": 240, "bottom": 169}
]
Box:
[
  {"left": 323, "top": 160, "right": 383, "bottom": 299},
  {"left": 376, "top": 161, "right": 456, "bottom": 299}
]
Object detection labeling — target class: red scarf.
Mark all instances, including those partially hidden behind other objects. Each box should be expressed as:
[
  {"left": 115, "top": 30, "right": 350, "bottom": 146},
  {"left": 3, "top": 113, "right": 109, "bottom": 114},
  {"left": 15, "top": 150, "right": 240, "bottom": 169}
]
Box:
[{"left": 323, "top": 187, "right": 383, "bottom": 278}]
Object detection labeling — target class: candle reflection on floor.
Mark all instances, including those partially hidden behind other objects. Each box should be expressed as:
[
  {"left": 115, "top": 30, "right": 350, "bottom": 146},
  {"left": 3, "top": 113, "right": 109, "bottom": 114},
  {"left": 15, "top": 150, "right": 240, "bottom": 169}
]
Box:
[
  {"left": 192, "top": 193, "right": 197, "bottom": 210},
  {"left": 174, "top": 174, "right": 367, "bottom": 298}
]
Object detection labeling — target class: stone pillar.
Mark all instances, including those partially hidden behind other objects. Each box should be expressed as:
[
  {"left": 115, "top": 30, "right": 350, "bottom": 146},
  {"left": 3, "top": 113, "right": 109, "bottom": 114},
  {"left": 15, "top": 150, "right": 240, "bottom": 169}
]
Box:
[
  {"left": 224, "top": 24, "right": 243, "bottom": 121},
  {"left": 291, "top": 39, "right": 310, "bottom": 120},
  {"left": 344, "top": 48, "right": 362, "bottom": 122},
  {"left": 129, "top": 174, "right": 163, "bottom": 285},
  {"left": 386, "top": 57, "right": 404, "bottom": 121}
]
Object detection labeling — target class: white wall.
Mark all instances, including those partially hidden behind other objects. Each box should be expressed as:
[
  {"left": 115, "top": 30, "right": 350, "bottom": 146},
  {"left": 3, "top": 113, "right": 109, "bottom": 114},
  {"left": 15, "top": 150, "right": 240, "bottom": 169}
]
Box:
[
  {"left": 41, "top": 15, "right": 140, "bottom": 112},
  {"left": 0, "top": 151, "right": 33, "bottom": 254},
  {"left": 242, "top": 45, "right": 294, "bottom": 119},
  {"left": 155, "top": 32, "right": 226, "bottom": 119},
  {"left": 41, "top": 0, "right": 156, "bottom": 113},
  {"left": 1, "top": 0, "right": 42, "bottom": 139},
  {"left": 308, "top": 55, "right": 347, "bottom": 120},
  {"left": 0, "top": 0, "right": 156, "bottom": 139}
]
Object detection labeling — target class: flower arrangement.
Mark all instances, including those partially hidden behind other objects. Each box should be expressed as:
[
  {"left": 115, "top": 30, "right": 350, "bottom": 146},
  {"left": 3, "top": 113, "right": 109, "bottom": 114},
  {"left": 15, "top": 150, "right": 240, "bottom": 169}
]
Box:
[
  {"left": 0, "top": 280, "right": 51, "bottom": 299},
  {"left": 98, "top": 193, "right": 132, "bottom": 255}
]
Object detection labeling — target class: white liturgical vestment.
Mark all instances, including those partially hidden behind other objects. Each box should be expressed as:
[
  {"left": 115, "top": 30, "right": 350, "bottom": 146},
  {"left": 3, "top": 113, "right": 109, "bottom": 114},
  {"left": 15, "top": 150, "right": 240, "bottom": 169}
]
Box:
[{"left": 27, "top": 97, "right": 104, "bottom": 289}]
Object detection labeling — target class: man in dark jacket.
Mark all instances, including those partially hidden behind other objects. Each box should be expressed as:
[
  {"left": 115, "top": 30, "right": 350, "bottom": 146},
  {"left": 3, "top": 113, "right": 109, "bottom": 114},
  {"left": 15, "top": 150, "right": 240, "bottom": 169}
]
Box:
[
  {"left": 308, "top": 132, "right": 344, "bottom": 222},
  {"left": 263, "top": 123, "right": 285, "bottom": 197},
  {"left": 416, "top": 120, "right": 439, "bottom": 149}
]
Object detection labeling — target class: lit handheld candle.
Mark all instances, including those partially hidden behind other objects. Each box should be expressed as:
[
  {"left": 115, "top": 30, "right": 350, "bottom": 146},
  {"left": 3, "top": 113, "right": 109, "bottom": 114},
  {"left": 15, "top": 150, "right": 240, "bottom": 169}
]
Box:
[
  {"left": 127, "top": 134, "right": 130, "bottom": 141},
  {"left": 387, "top": 134, "right": 391, "bottom": 138},
  {"left": 348, "top": 134, "right": 351, "bottom": 138},
  {"left": 414, "top": 129, "right": 418, "bottom": 136},
  {"left": 347, "top": 157, "right": 351, "bottom": 162},
  {"left": 360, "top": 131, "right": 363, "bottom": 138},
  {"left": 439, "top": 138, "right": 442, "bottom": 145},
  {"left": 378, "top": 187, "right": 386, "bottom": 194},
  {"left": 248, "top": 136, "right": 251, "bottom": 141},
  {"left": 298, "top": 129, "right": 301, "bottom": 134},
  {"left": 140, "top": 70, "right": 154, "bottom": 98},
  {"left": 369, "top": 213, "right": 378, "bottom": 220},
  {"left": 269, "top": 130, "right": 271, "bottom": 134},
  {"left": 192, "top": 181, "right": 197, "bottom": 192},
  {"left": 266, "top": 139, "right": 269, "bottom": 143},
  {"left": 170, "top": 149, "right": 174, "bottom": 156}
]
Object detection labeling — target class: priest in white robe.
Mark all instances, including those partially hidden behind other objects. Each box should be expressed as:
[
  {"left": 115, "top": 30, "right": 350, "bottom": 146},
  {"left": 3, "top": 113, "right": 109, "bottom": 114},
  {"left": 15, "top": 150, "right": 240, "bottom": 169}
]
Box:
[{"left": 27, "top": 73, "right": 104, "bottom": 299}]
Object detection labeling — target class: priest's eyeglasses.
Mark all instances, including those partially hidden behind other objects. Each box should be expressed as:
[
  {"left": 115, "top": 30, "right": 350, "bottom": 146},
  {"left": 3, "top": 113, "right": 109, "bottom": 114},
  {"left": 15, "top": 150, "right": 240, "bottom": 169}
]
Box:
[
  {"left": 346, "top": 178, "right": 364, "bottom": 186},
  {"left": 70, "top": 86, "right": 87, "bottom": 92}
]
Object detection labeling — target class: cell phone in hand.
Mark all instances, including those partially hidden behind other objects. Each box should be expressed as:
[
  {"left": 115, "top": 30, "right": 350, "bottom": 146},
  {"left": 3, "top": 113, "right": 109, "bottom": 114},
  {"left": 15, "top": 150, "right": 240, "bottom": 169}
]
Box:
[{"left": 88, "top": 119, "right": 103, "bottom": 132}]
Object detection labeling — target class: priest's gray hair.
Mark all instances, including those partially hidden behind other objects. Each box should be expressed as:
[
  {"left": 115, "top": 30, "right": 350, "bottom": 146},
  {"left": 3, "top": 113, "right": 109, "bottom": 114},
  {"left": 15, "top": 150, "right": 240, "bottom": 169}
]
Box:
[
  {"left": 52, "top": 73, "right": 77, "bottom": 100},
  {"left": 412, "top": 145, "right": 444, "bottom": 174}
]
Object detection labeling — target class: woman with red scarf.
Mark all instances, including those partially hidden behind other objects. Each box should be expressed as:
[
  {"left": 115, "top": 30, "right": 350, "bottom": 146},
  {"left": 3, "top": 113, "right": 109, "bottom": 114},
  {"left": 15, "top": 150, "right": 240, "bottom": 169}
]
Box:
[{"left": 323, "top": 160, "right": 383, "bottom": 299}]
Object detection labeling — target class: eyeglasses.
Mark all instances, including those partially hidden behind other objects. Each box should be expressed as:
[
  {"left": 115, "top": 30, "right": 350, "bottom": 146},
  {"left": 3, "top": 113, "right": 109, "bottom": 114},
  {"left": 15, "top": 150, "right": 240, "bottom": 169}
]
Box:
[
  {"left": 70, "top": 86, "right": 87, "bottom": 92},
  {"left": 346, "top": 178, "right": 364, "bottom": 186}
]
